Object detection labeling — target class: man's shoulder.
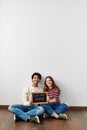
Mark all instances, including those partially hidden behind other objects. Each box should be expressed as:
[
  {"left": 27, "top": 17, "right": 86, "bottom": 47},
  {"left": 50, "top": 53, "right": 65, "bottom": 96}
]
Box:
[
  {"left": 24, "top": 84, "right": 32, "bottom": 91},
  {"left": 37, "top": 84, "right": 43, "bottom": 91}
]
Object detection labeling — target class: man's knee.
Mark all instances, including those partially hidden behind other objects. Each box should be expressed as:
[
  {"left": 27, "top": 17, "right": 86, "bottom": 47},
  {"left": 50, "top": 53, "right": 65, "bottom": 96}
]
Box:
[
  {"left": 8, "top": 105, "right": 14, "bottom": 112},
  {"left": 37, "top": 106, "right": 44, "bottom": 115},
  {"left": 8, "top": 105, "right": 12, "bottom": 112}
]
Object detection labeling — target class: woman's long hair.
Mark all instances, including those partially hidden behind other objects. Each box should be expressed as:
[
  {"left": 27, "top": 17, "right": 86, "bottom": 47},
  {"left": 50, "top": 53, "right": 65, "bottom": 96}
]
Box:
[{"left": 43, "top": 76, "right": 60, "bottom": 93}]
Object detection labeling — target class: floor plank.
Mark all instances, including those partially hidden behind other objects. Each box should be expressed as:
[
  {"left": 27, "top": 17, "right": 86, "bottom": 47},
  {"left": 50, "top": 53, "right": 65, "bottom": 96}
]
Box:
[{"left": 0, "top": 109, "right": 87, "bottom": 130}]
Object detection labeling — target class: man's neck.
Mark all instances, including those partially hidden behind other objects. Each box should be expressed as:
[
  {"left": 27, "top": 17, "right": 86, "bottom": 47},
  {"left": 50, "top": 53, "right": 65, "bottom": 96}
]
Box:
[{"left": 32, "top": 83, "right": 38, "bottom": 87}]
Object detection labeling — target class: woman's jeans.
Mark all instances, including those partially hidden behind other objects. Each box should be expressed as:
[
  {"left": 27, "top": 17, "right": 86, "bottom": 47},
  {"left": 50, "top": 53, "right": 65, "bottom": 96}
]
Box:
[
  {"left": 41, "top": 102, "right": 68, "bottom": 116},
  {"left": 8, "top": 104, "right": 44, "bottom": 121}
]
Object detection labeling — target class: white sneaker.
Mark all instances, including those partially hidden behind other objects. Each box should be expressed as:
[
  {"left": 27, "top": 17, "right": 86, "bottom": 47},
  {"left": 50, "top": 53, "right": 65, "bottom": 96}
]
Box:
[
  {"left": 43, "top": 113, "right": 46, "bottom": 119},
  {"left": 14, "top": 115, "right": 21, "bottom": 122},
  {"left": 14, "top": 115, "right": 16, "bottom": 121},
  {"left": 43, "top": 113, "right": 50, "bottom": 119},
  {"left": 30, "top": 116, "right": 40, "bottom": 123}
]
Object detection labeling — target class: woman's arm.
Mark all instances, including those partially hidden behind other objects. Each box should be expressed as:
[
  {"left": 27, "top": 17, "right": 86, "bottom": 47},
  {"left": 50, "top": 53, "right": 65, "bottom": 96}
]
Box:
[
  {"left": 48, "top": 88, "right": 60, "bottom": 103},
  {"left": 48, "top": 98, "right": 56, "bottom": 103}
]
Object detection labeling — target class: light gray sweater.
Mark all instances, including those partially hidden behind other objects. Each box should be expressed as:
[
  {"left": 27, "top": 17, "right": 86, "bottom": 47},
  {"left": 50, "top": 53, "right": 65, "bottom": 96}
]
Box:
[{"left": 23, "top": 84, "right": 43, "bottom": 106}]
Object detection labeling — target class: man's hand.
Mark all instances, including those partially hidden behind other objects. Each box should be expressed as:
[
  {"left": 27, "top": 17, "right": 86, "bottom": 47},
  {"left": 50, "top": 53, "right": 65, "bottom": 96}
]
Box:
[{"left": 29, "top": 98, "right": 33, "bottom": 105}]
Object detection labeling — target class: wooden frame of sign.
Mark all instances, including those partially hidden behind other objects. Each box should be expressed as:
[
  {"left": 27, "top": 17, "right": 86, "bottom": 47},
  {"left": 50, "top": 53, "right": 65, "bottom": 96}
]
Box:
[{"left": 32, "top": 92, "right": 48, "bottom": 104}]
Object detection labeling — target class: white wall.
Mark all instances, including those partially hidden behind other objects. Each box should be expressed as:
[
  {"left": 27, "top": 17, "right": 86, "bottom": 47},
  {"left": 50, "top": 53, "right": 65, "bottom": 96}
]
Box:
[{"left": 0, "top": 0, "right": 87, "bottom": 106}]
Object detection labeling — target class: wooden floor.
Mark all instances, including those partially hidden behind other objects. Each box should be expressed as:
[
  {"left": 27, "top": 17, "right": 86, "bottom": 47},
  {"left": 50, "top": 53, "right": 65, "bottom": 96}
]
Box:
[{"left": 0, "top": 108, "right": 87, "bottom": 130}]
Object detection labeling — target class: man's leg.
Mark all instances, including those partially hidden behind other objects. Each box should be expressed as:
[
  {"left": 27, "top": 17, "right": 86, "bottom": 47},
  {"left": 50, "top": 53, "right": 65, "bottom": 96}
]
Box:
[
  {"left": 8, "top": 104, "right": 30, "bottom": 121},
  {"left": 25, "top": 105, "right": 44, "bottom": 123},
  {"left": 8, "top": 104, "right": 44, "bottom": 122},
  {"left": 26, "top": 105, "right": 44, "bottom": 116}
]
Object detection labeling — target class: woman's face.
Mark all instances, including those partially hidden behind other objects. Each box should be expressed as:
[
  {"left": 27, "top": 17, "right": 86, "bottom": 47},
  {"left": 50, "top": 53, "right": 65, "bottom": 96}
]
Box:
[{"left": 45, "top": 78, "right": 53, "bottom": 88}]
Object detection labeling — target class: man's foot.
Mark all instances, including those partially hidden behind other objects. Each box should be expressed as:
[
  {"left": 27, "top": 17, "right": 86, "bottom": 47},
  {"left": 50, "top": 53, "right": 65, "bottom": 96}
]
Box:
[
  {"left": 30, "top": 116, "right": 40, "bottom": 123},
  {"left": 43, "top": 113, "right": 50, "bottom": 119},
  {"left": 14, "top": 115, "right": 21, "bottom": 122},
  {"left": 58, "top": 114, "right": 67, "bottom": 120}
]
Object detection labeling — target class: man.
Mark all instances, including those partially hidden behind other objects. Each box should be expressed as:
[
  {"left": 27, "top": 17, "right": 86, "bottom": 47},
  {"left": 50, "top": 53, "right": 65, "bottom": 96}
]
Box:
[{"left": 8, "top": 72, "right": 44, "bottom": 123}]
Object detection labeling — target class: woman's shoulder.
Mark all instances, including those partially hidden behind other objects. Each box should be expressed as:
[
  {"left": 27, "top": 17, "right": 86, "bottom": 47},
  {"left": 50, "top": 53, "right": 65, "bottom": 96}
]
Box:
[{"left": 53, "top": 87, "right": 60, "bottom": 92}]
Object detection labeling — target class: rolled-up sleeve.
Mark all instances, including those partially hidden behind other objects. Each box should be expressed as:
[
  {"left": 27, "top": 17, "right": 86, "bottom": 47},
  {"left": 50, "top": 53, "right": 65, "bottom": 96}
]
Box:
[{"left": 23, "top": 87, "right": 31, "bottom": 106}]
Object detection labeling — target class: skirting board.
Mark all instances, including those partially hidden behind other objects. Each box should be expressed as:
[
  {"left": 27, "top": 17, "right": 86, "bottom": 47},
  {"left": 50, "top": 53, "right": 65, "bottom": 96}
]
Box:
[
  {"left": 69, "top": 106, "right": 87, "bottom": 110},
  {"left": 0, "top": 105, "right": 87, "bottom": 110}
]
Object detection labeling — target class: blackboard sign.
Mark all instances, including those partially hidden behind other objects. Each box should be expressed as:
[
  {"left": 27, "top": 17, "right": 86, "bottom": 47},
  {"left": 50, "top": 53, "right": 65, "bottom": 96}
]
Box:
[{"left": 32, "top": 92, "right": 48, "bottom": 104}]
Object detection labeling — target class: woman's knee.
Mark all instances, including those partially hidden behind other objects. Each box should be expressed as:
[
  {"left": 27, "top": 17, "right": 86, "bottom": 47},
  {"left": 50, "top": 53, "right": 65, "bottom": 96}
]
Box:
[{"left": 63, "top": 103, "right": 69, "bottom": 109}]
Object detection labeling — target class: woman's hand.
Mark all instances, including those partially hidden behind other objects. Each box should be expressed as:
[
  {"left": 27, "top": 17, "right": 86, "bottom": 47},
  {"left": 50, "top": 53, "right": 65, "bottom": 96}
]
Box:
[
  {"left": 47, "top": 96, "right": 50, "bottom": 102},
  {"left": 48, "top": 98, "right": 56, "bottom": 103}
]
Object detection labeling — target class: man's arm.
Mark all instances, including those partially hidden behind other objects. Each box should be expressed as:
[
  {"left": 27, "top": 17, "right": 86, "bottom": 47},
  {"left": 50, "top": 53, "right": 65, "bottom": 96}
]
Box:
[{"left": 23, "top": 87, "right": 31, "bottom": 106}]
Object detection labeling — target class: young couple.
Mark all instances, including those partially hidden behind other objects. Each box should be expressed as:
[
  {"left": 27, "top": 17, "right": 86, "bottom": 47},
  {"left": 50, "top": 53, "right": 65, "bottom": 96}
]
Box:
[{"left": 8, "top": 72, "right": 69, "bottom": 123}]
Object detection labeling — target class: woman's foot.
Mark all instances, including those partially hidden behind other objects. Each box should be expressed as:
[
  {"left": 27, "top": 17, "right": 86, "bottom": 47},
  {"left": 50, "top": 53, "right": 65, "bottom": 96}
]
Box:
[{"left": 43, "top": 113, "right": 50, "bottom": 119}]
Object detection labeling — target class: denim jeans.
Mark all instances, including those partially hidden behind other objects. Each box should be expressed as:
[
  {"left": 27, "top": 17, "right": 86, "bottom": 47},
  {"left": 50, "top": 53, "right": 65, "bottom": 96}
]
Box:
[
  {"left": 41, "top": 102, "right": 68, "bottom": 116},
  {"left": 8, "top": 104, "right": 44, "bottom": 121}
]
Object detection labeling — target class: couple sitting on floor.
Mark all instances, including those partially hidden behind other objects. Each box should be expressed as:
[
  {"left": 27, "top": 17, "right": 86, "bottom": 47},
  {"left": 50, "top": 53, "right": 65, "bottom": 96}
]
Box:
[{"left": 8, "top": 72, "right": 69, "bottom": 123}]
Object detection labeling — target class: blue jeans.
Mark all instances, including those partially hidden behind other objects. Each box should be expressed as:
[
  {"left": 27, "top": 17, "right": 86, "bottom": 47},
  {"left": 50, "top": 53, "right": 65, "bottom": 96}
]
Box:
[
  {"left": 41, "top": 103, "right": 68, "bottom": 116},
  {"left": 8, "top": 104, "right": 44, "bottom": 121}
]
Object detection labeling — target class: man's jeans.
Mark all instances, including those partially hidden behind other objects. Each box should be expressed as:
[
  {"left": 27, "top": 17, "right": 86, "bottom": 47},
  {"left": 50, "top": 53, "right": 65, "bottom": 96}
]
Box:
[
  {"left": 8, "top": 104, "right": 44, "bottom": 121},
  {"left": 41, "top": 103, "right": 69, "bottom": 116}
]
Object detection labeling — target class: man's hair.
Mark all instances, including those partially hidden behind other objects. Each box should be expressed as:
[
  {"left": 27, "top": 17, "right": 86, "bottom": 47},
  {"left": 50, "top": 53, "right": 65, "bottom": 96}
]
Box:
[{"left": 31, "top": 72, "right": 41, "bottom": 80}]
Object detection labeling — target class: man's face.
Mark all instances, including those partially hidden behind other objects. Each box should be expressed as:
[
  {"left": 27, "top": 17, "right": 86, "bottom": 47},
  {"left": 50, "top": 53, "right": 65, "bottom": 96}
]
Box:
[{"left": 32, "top": 75, "right": 40, "bottom": 85}]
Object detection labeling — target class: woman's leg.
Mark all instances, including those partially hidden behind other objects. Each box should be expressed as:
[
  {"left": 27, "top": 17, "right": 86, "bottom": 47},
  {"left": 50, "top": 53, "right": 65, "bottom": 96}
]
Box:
[
  {"left": 41, "top": 104, "right": 57, "bottom": 117},
  {"left": 54, "top": 103, "right": 69, "bottom": 114},
  {"left": 52, "top": 103, "right": 68, "bottom": 120}
]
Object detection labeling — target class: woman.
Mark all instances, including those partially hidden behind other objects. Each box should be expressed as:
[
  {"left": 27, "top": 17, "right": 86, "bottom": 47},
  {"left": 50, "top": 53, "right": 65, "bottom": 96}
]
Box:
[{"left": 42, "top": 76, "right": 69, "bottom": 120}]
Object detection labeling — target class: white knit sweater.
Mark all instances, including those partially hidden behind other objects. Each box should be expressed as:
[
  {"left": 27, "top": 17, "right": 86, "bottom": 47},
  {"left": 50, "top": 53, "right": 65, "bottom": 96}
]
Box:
[{"left": 23, "top": 84, "right": 43, "bottom": 106}]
